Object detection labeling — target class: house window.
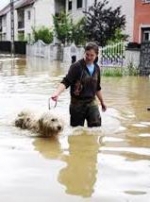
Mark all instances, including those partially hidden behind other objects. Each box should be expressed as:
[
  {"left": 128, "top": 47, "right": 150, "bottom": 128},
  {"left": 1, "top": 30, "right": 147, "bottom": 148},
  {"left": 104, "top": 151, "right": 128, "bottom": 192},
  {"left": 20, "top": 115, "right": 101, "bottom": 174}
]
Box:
[
  {"left": 142, "top": 28, "right": 150, "bottom": 42},
  {"left": 3, "top": 17, "right": 6, "bottom": 27},
  {"left": 0, "top": 18, "right": 2, "bottom": 32},
  {"left": 77, "top": 0, "right": 82, "bottom": 8},
  {"left": 68, "top": 0, "right": 72, "bottom": 11},
  {"left": 27, "top": 11, "right": 31, "bottom": 20},
  {"left": 143, "top": 0, "right": 150, "bottom": 3},
  {"left": 2, "top": 33, "right": 6, "bottom": 40}
]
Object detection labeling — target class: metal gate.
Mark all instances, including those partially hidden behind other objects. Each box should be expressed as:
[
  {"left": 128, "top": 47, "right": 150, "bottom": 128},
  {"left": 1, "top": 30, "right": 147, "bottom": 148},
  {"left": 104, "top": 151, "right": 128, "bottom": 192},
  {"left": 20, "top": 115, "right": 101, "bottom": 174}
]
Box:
[{"left": 99, "top": 41, "right": 126, "bottom": 67}]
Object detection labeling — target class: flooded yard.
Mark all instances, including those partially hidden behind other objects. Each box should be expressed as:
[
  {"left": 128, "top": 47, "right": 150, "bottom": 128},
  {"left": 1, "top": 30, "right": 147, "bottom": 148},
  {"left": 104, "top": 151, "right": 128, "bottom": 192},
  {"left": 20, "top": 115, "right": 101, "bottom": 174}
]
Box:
[{"left": 0, "top": 57, "right": 150, "bottom": 202}]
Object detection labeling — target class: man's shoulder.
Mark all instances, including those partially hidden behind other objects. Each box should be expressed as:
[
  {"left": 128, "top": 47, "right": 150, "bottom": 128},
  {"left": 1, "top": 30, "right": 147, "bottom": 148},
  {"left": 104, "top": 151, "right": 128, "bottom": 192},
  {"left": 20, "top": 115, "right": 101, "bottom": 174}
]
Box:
[{"left": 71, "top": 58, "right": 84, "bottom": 68}]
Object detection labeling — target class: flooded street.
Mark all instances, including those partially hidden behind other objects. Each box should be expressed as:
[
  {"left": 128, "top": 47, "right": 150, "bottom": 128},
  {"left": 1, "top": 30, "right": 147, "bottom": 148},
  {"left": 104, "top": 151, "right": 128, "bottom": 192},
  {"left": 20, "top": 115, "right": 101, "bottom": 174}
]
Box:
[{"left": 0, "top": 57, "right": 150, "bottom": 202}]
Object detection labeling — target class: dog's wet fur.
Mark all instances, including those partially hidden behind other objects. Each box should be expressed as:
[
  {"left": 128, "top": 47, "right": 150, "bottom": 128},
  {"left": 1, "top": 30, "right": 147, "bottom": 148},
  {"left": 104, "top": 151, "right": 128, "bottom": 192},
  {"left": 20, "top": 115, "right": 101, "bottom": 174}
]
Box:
[{"left": 15, "top": 110, "right": 64, "bottom": 137}]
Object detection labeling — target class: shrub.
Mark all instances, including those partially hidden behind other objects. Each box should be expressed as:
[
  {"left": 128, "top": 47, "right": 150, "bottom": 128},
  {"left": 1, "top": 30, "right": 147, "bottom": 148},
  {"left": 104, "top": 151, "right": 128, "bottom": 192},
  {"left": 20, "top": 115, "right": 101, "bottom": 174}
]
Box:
[{"left": 32, "top": 26, "right": 53, "bottom": 44}]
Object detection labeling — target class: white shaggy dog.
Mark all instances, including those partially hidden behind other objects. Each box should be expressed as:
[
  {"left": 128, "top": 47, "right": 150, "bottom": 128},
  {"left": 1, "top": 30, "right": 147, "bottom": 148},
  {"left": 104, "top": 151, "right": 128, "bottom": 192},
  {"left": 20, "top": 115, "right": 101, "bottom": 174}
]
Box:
[{"left": 15, "top": 110, "right": 64, "bottom": 137}]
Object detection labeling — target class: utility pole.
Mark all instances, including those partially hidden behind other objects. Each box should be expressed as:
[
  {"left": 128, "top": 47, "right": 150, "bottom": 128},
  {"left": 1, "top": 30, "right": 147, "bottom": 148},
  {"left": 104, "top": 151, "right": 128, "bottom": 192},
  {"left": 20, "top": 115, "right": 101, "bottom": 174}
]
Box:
[{"left": 10, "top": 0, "right": 15, "bottom": 57}]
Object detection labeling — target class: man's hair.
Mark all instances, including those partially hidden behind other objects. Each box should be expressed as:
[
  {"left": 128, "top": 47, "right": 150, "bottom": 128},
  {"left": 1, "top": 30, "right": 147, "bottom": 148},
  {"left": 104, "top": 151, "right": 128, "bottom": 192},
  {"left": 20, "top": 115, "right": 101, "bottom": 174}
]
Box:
[{"left": 85, "top": 42, "right": 99, "bottom": 55}]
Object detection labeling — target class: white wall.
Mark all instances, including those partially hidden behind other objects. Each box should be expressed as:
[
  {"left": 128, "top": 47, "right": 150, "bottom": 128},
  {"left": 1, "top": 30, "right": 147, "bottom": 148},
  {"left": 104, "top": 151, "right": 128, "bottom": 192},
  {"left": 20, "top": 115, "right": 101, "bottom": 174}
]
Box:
[
  {"left": 34, "top": 0, "right": 55, "bottom": 29},
  {"left": 106, "top": 0, "right": 135, "bottom": 42},
  {"left": 24, "top": 6, "right": 35, "bottom": 40},
  {"left": 19, "top": 0, "right": 55, "bottom": 41}
]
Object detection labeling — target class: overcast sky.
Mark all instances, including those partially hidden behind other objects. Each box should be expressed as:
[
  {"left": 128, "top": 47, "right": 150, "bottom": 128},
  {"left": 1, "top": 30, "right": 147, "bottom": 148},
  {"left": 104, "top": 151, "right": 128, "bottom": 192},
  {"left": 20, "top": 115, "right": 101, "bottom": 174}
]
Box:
[{"left": 0, "top": 0, "right": 10, "bottom": 10}]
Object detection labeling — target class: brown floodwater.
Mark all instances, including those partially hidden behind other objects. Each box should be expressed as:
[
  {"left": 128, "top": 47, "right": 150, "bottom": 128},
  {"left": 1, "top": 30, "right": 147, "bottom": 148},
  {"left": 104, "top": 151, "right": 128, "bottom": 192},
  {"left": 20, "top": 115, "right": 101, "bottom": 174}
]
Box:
[{"left": 0, "top": 57, "right": 150, "bottom": 202}]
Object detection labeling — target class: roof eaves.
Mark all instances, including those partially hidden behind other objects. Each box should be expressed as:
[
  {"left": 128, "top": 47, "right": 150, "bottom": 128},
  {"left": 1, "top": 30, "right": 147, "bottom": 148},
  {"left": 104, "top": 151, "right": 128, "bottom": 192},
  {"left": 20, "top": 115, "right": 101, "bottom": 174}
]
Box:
[
  {"left": 15, "top": 0, "right": 35, "bottom": 10},
  {"left": 0, "top": 4, "right": 11, "bottom": 17}
]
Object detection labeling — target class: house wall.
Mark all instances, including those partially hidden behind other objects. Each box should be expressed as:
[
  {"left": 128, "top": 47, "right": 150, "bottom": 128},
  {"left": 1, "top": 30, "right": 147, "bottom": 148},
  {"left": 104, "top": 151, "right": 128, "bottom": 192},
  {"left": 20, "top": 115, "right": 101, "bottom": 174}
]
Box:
[
  {"left": 22, "top": 0, "right": 55, "bottom": 41},
  {"left": 133, "top": 0, "right": 150, "bottom": 43},
  {"left": 24, "top": 6, "right": 35, "bottom": 40},
  {"left": 107, "top": 0, "right": 134, "bottom": 42},
  {"left": 34, "top": 0, "right": 55, "bottom": 29}
]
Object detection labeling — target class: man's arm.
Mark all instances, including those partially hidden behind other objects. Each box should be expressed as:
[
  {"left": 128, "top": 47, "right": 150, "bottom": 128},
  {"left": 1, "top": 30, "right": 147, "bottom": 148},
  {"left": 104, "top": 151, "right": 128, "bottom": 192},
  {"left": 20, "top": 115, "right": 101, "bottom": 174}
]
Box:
[
  {"left": 96, "top": 90, "right": 107, "bottom": 111},
  {"left": 51, "top": 83, "right": 66, "bottom": 101}
]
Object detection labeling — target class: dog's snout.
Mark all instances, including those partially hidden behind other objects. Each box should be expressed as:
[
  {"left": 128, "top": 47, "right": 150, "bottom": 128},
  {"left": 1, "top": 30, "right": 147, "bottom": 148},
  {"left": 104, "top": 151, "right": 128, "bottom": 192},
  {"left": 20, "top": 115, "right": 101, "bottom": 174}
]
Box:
[{"left": 57, "top": 125, "right": 62, "bottom": 131}]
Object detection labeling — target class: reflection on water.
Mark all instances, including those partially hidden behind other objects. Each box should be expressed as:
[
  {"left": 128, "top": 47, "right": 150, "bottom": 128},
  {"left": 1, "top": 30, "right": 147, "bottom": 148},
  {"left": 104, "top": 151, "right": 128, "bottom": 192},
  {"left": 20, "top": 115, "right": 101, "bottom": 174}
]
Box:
[
  {"left": 58, "top": 132, "right": 99, "bottom": 198},
  {"left": 0, "top": 57, "right": 150, "bottom": 202},
  {"left": 33, "top": 129, "right": 102, "bottom": 198}
]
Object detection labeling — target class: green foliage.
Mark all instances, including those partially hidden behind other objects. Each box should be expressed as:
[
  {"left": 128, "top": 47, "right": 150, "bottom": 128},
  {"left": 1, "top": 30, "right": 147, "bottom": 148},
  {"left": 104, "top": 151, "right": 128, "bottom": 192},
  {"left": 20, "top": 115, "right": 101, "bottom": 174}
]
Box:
[
  {"left": 107, "top": 29, "right": 128, "bottom": 44},
  {"left": 83, "top": 0, "right": 126, "bottom": 46},
  {"left": 53, "top": 12, "right": 86, "bottom": 45},
  {"left": 32, "top": 26, "right": 53, "bottom": 44},
  {"left": 124, "top": 62, "right": 139, "bottom": 76},
  {"left": 71, "top": 18, "right": 87, "bottom": 45},
  {"left": 101, "top": 67, "right": 123, "bottom": 77},
  {"left": 101, "top": 64, "right": 140, "bottom": 77},
  {"left": 18, "top": 33, "right": 25, "bottom": 41},
  {"left": 53, "top": 12, "right": 73, "bottom": 45}
]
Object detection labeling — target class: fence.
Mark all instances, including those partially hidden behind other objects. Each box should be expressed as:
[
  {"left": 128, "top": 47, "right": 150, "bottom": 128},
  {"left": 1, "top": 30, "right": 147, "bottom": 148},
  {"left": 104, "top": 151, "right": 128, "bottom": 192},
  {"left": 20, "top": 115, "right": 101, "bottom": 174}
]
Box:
[
  {"left": 99, "top": 41, "right": 126, "bottom": 67},
  {"left": 0, "top": 41, "right": 27, "bottom": 54},
  {"left": 26, "top": 41, "right": 84, "bottom": 63},
  {"left": 26, "top": 40, "right": 53, "bottom": 59},
  {"left": 26, "top": 40, "right": 127, "bottom": 67},
  {"left": 139, "top": 42, "right": 150, "bottom": 75}
]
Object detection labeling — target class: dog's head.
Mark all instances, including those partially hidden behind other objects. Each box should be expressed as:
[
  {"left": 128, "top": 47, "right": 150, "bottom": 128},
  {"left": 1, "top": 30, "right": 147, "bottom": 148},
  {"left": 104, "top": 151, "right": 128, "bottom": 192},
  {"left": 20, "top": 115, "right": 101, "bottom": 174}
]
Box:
[{"left": 38, "top": 113, "right": 64, "bottom": 137}]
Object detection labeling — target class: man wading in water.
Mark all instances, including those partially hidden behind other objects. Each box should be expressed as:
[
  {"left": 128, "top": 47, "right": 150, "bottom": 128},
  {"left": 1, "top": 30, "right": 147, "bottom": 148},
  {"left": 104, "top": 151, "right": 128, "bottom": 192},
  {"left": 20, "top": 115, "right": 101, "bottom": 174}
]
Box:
[{"left": 51, "top": 42, "right": 107, "bottom": 127}]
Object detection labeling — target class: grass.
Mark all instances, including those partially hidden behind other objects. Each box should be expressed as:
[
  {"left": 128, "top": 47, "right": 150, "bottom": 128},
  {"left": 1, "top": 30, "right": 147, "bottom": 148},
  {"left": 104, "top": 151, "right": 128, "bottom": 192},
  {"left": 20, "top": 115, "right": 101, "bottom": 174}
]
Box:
[
  {"left": 101, "top": 65, "right": 139, "bottom": 77},
  {"left": 101, "top": 67, "right": 123, "bottom": 77}
]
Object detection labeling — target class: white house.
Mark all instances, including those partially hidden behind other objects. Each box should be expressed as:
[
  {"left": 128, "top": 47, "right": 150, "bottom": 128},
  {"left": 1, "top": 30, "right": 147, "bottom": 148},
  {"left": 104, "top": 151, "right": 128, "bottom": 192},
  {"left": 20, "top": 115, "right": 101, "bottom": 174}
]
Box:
[
  {"left": 0, "top": 0, "right": 62, "bottom": 41},
  {"left": 15, "top": 0, "right": 56, "bottom": 41},
  {"left": 65, "top": 0, "right": 135, "bottom": 42}
]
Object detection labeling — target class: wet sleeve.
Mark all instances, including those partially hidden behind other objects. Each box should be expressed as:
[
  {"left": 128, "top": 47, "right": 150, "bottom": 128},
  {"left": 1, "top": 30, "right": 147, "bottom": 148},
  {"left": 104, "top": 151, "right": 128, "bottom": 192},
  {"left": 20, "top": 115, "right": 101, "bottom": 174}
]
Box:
[
  {"left": 61, "top": 64, "right": 78, "bottom": 88},
  {"left": 97, "top": 66, "right": 101, "bottom": 91}
]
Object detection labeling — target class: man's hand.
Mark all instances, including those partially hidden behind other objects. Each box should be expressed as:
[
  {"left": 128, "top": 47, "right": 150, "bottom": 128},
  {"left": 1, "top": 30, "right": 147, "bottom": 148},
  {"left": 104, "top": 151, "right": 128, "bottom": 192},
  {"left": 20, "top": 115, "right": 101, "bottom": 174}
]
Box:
[
  {"left": 101, "top": 103, "right": 107, "bottom": 112},
  {"left": 51, "top": 94, "right": 58, "bottom": 102}
]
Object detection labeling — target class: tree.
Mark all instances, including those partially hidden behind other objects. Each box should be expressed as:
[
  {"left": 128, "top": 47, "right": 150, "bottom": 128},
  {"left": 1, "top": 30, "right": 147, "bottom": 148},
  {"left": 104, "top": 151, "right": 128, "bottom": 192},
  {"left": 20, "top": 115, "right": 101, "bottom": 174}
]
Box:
[
  {"left": 32, "top": 26, "right": 53, "bottom": 44},
  {"left": 83, "top": 0, "right": 126, "bottom": 46},
  {"left": 53, "top": 12, "right": 73, "bottom": 45},
  {"left": 71, "top": 18, "right": 87, "bottom": 45},
  {"left": 53, "top": 12, "right": 87, "bottom": 46}
]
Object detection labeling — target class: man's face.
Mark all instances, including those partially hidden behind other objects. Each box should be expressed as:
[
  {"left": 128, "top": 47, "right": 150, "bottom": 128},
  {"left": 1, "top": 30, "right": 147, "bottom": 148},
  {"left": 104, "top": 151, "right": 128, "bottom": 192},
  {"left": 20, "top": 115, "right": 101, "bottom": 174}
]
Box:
[{"left": 84, "top": 49, "right": 97, "bottom": 64}]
